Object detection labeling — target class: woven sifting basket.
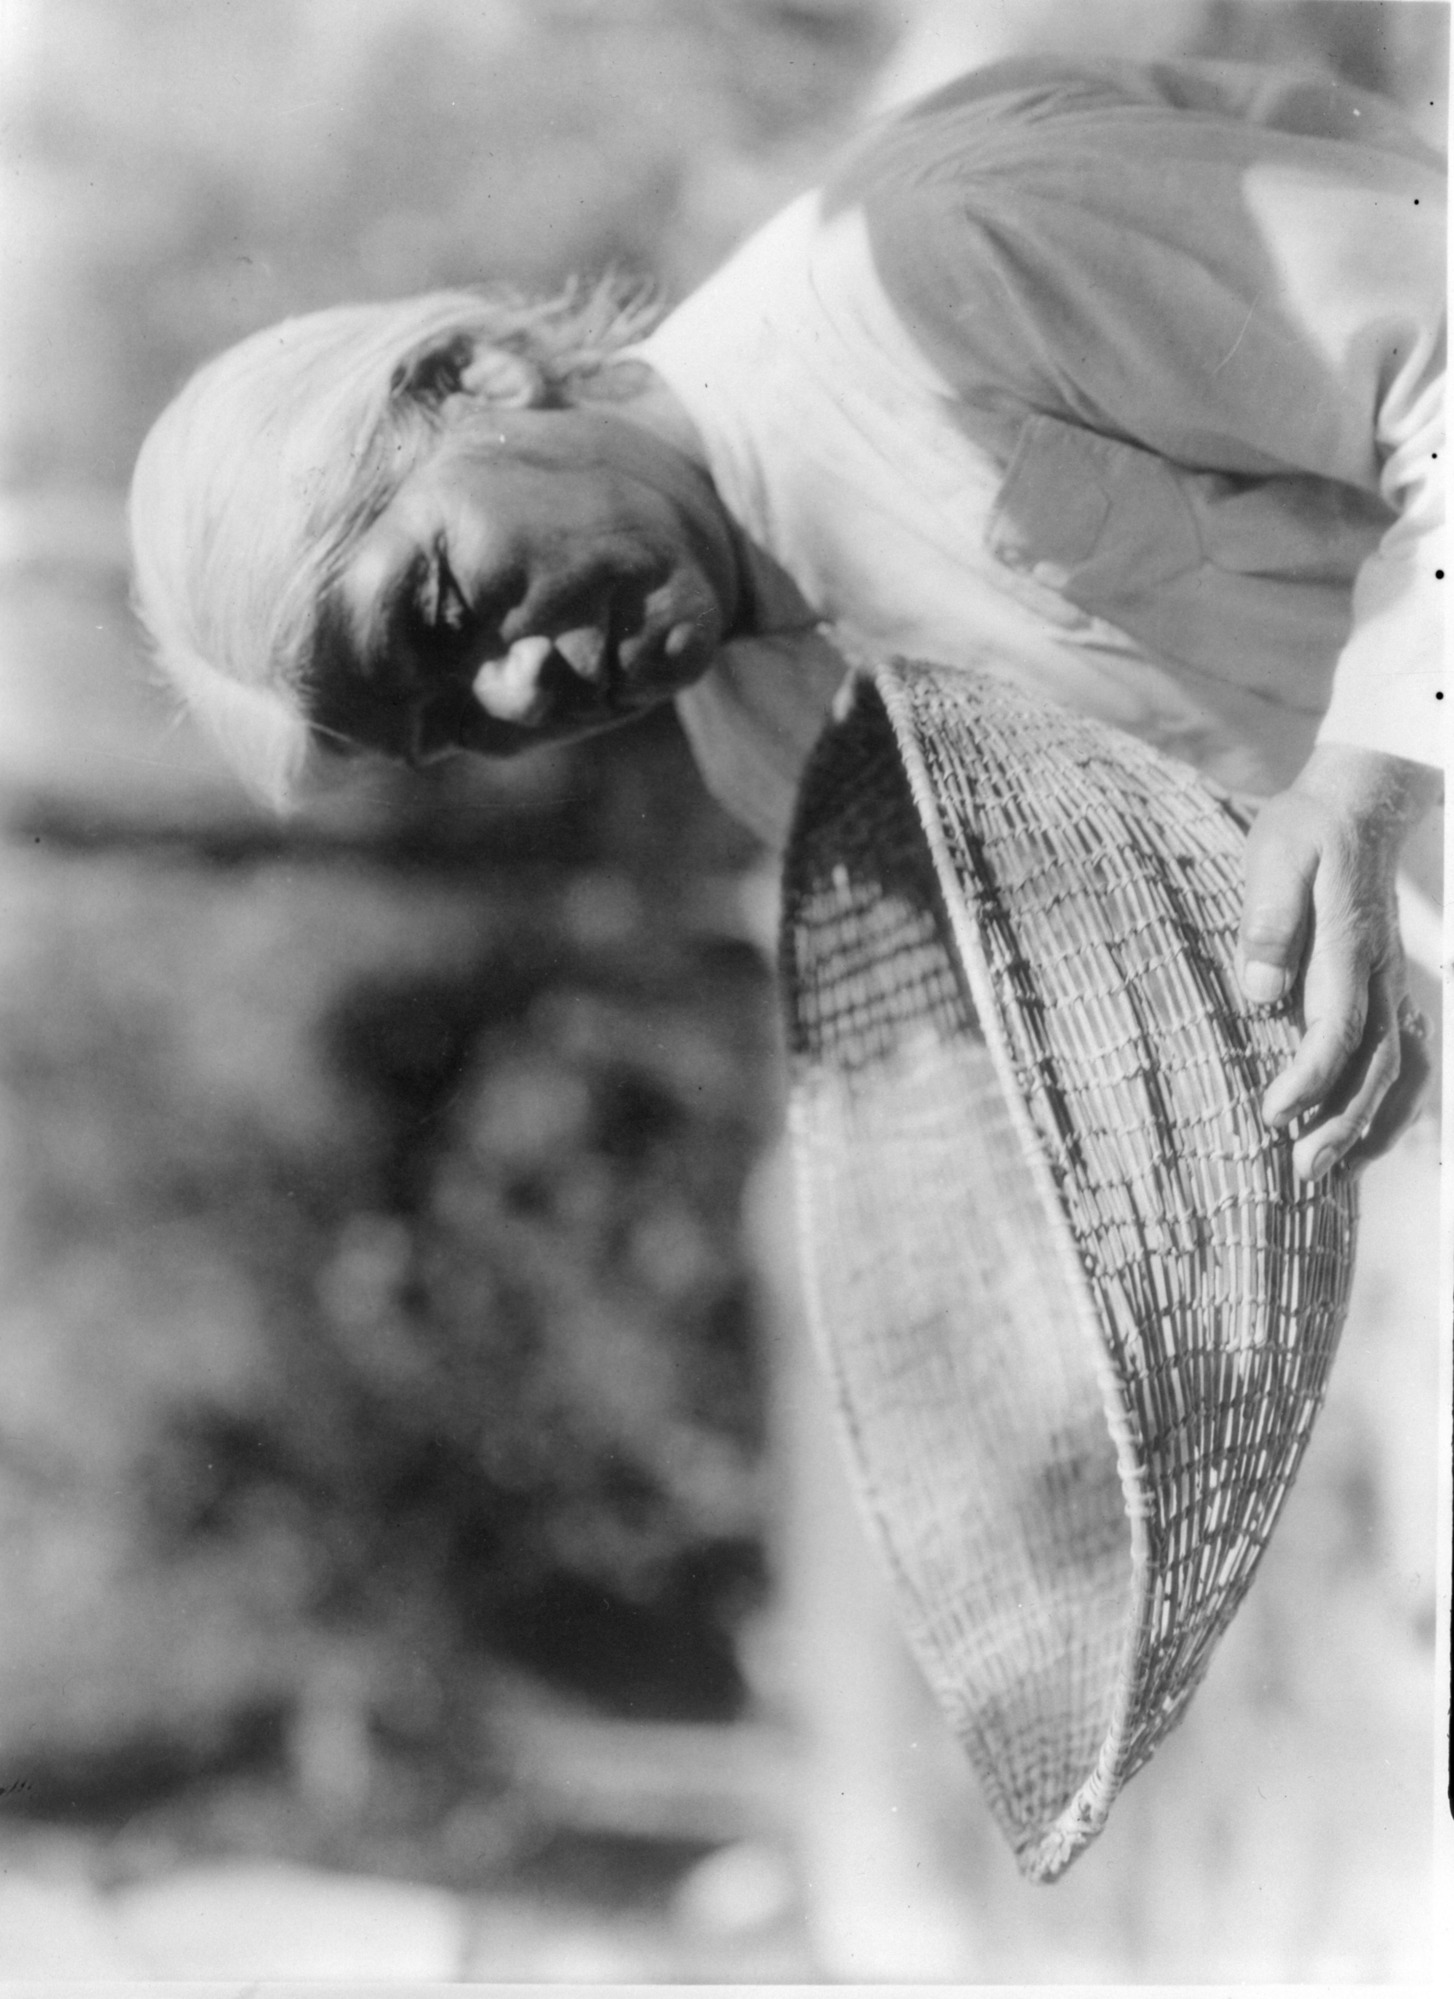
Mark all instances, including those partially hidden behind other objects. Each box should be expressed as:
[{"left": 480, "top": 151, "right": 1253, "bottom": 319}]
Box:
[{"left": 778, "top": 659, "right": 1359, "bottom": 1883}]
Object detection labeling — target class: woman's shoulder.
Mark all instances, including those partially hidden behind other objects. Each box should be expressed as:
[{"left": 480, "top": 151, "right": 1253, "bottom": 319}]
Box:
[{"left": 822, "top": 52, "right": 1439, "bottom": 215}]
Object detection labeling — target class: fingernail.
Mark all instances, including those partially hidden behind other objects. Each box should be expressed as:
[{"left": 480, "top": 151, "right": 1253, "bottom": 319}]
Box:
[
  {"left": 1305, "top": 1145, "right": 1338, "bottom": 1181},
  {"left": 1241, "top": 960, "right": 1290, "bottom": 1005},
  {"left": 1261, "top": 1081, "right": 1296, "bottom": 1127}
]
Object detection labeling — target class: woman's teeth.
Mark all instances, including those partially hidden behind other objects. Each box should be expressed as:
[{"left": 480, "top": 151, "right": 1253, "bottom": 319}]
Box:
[
  {"left": 553, "top": 626, "right": 607, "bottom": 683},
  {"left": 470, "top": 626, "right": 612, "bottom": 724},
  {"left": 471, "top": 635, "right": 554, "bottom": 722}
]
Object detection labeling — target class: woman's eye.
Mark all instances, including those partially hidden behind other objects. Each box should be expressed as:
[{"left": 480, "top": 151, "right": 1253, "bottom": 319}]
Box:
[
  {"left": 438, "top": 568, "right": 469, "bottom": 633},
  {"left": 415, "top": 549, "right": 470, "bottom": 635}
]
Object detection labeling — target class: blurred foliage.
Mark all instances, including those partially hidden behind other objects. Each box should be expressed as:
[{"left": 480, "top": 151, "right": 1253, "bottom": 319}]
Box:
[{"left": 0, "top": 711, "right": 780, "bottom": 1829}]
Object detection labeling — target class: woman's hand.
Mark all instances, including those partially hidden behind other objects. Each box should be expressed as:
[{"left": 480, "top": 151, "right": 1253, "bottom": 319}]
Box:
[{"left": 1237, "top": 743, "right": 1441, "bottom": 1182}]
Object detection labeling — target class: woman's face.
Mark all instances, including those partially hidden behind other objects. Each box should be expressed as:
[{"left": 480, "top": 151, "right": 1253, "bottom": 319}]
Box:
[{"left": 311, "top": 403, "right": 742, "bottom": 765}]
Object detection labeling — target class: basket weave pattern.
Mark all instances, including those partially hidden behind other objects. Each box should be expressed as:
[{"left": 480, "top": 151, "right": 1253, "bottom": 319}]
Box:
[{"left": 779, "top": 661, "right": 1358, "bottom": 1881}]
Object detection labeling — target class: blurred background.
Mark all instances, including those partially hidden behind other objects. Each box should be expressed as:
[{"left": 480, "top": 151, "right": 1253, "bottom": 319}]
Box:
[{"left": 0, "top": 0, "right": 1447, "bottom": 1980}]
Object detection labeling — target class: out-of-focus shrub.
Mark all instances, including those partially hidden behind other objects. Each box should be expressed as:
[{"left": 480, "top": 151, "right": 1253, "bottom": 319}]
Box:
[{"left": 0, "top": 712, "right": 777, "bottom": 1813}]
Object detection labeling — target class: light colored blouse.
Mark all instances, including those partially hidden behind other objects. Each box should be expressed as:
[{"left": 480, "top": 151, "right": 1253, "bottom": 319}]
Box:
[{"left": 642, "top": 57, "right": 1445, "bottom": 847}]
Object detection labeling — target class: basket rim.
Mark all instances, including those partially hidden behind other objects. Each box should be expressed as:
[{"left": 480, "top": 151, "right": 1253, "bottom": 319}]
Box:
[{"left": 871, "top": 661, "right": 1155, "bottom": 1875}]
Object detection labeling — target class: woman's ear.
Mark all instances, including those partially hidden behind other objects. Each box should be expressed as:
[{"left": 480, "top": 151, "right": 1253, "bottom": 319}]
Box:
[
  {"left": 392, "top": 332, "right": 474, "bottom": 405},
  {"left": 393, "top": 334, "right": 546, "bottom": 411},
  {"left": 458, "top": 342, "right": 546, "bottom": 407}
]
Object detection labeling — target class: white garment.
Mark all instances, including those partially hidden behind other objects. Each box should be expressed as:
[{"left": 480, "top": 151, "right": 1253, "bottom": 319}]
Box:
[
  {"left": 648, "top": 194, "right": 1325, "bottom": 844},
  {"left": 639, "top": 59, "right": 1445, "bottom": 848}
]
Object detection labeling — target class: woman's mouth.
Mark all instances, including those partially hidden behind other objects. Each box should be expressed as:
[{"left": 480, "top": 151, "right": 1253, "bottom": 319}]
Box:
[
  {"left": 468, "top": 594, "right": 710, "bottom": 729},
  {"left": 471, "top": 635, "right": 567, "bottom": 725},
  {"left": 468, "top": 623, "right": 619, "bottom": 727}
]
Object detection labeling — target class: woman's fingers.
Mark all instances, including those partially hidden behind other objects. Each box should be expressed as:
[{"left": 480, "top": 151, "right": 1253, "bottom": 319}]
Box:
[
  {"left": 1234, "top": 763, "right": 1426, "bottom": 1182},
  {"left": 1284, "top": 965, "right": 1403, "bottom": 1181},
  {"left": 1348, "top": 998, "right": 1432, "bottom": 1165},
  {"left": 1237, "top": 793, "right": 1317, "bottom": 1008},
  {"left": 1259, "top": 903, "right": 1371, "bottom": 1134}
]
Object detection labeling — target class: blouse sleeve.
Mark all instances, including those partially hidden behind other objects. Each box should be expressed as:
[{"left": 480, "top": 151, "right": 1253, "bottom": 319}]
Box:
[{"left": 846, "top": 61, "right": 1447, "bottom": 768}]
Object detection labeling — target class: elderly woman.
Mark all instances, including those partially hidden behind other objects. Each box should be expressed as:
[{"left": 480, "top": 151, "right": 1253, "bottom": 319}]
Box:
[{"left": 129, "top": 56, "right": 1443, "bottom": 1186}]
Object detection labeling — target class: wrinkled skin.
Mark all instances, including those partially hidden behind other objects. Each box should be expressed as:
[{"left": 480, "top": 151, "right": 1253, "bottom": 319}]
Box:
[
  {"left": 1237, "top": 741, "right": 1440, "bottom": 1182},
  {"left": 314, "top": 380, "right": 1439, "bottom": 1178},
  {"left": 315, "top": 400, "right": 742, "bottom": 765}
]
